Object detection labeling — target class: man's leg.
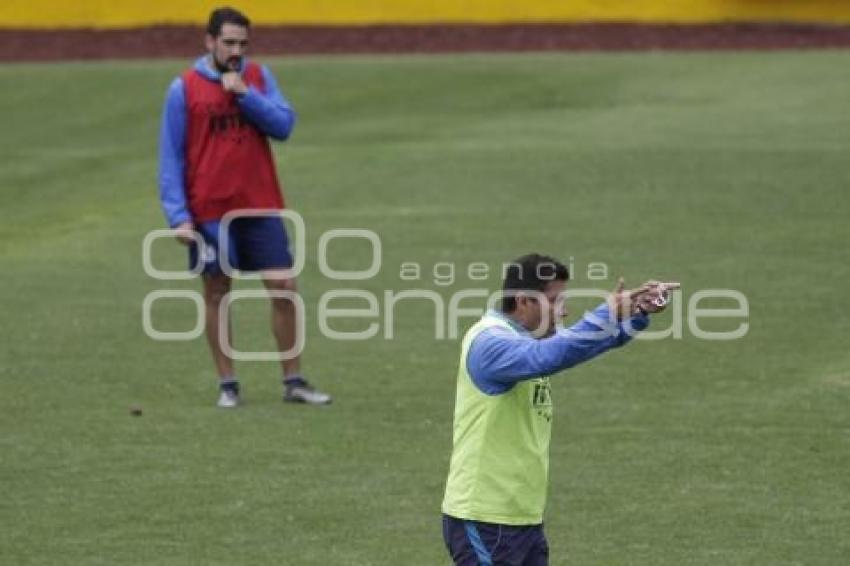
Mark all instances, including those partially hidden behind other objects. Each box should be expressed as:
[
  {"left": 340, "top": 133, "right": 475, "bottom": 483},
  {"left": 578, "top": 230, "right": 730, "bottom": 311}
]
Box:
[
  {"left": 466, "top": 522, "right": 545, "bottom": 566},
  {"left": 202, "top": 273, "right": 238, "bottom": 406},
  {"left": 262, "top": 271, "right": 331, "bottom": 405},
  {"left": 262, "top": 272, "right": 300, "bottom": 376},
  {"left": 442, "top": 515, "right": 488, "bottom": 566},
  {"left": 519, "top": 525, "right": 549, "bottom": 566}
]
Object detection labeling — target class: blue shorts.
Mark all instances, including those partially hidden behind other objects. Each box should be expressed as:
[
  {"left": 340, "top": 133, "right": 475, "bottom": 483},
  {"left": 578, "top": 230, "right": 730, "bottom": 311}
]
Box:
[
  {"left": 442, "top": 514, "right": 549, "bottom": 566},
  {"left": 189, "top": 216, "right": 293, "bottom": 276}
]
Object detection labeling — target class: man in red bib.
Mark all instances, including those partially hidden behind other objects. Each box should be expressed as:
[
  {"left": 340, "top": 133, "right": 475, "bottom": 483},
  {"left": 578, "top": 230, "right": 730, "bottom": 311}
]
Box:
[{"left": 158, "top": 7, "right": 331, "bottom": 408}]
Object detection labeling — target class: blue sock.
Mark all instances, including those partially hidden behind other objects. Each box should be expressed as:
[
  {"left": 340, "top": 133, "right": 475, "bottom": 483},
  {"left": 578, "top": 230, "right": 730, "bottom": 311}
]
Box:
[
  {"left": 220, "top": 377, "right": 240, "bottom": 394},
  {"left": 284, "top": 374, "right": 306, "bottom": 388}
]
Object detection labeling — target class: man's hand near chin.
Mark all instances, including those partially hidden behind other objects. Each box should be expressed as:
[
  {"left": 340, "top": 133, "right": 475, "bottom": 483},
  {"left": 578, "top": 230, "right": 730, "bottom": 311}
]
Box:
[{"left": 222, "top": 72, "right": 248, "bottom": 95}]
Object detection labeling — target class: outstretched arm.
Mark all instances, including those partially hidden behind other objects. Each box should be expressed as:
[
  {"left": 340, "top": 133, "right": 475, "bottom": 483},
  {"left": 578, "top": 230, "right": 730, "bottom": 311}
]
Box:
[
  {"left": 467, "top": 279, "right": 680, "bottom": 395},
  {"left": 467, "top": 303, "right": 649, "bottom": 394}
]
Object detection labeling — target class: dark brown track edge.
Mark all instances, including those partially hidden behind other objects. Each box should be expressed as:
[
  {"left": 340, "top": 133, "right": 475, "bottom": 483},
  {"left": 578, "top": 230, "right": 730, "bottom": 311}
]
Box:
[{"left": 1, "top": 22, "right": 849, "bottom": 61}]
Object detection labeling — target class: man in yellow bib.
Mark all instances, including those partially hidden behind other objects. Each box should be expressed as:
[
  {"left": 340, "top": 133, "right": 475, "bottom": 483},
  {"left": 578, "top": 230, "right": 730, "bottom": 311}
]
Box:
[{"left": 442, "top": 253, "right": 677, "bottom": 565}]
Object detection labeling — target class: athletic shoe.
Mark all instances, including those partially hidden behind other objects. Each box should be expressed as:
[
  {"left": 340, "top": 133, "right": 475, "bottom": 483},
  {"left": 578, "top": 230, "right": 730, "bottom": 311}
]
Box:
[
  {"left": 217, "top": 390, "right": 240, "bottom": 408},
  {"left": 284, "top": 380, "right": 332, "bottom": 405}
]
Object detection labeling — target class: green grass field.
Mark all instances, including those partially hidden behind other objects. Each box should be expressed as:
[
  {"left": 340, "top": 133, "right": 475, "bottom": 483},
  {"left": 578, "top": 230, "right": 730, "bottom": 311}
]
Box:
[{"left": 2, "top": 50, "right": 849, "bottom": 565}]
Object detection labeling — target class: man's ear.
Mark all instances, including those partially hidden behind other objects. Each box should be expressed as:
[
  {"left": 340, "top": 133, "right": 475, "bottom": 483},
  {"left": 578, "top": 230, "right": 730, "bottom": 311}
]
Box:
[{"left": 205, "top": 34, "right": 215, "bottom": 52}]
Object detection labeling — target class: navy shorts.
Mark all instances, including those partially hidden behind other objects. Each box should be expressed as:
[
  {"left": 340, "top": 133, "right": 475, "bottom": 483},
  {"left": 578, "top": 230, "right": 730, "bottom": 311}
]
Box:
[
  {"left": 189, "top": 216, "right": 293, "bottom": 276},
  {"left": 442, "top": 514, "right": 549, "bottom": 566}
]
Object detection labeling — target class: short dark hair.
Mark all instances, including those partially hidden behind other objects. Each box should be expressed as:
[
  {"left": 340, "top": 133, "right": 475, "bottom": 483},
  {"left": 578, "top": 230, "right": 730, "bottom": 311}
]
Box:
[
  {"left": 501, "top": 253, "right": 569, "bottom": 313},
  {"left": 207, "top": 7, "right": 251, "bottom": 37}
]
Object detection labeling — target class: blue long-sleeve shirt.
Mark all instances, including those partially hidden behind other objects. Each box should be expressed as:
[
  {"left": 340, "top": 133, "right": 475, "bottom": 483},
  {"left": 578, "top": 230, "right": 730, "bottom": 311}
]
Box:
[
  {"left": 157, "top": 56, "right": 297, "bottom": 227},
  {"left": 467, "top": 304, "right": 650, "bottom": 395}
]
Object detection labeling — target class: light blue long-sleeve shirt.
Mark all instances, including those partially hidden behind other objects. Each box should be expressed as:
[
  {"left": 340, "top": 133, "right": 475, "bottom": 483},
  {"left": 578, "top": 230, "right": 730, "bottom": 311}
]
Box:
[
  {"left": 157, "top": 56, "right": 297, "bottom": 227},
  {"left": 467, "top": 304, "right": 650, "bottom": 395}
]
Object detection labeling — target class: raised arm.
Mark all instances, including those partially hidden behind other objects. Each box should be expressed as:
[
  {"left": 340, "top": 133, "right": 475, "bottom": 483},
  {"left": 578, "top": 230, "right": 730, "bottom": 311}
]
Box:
[{"left": 467, "top": 303, "right": 650, "bottom": 394}]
